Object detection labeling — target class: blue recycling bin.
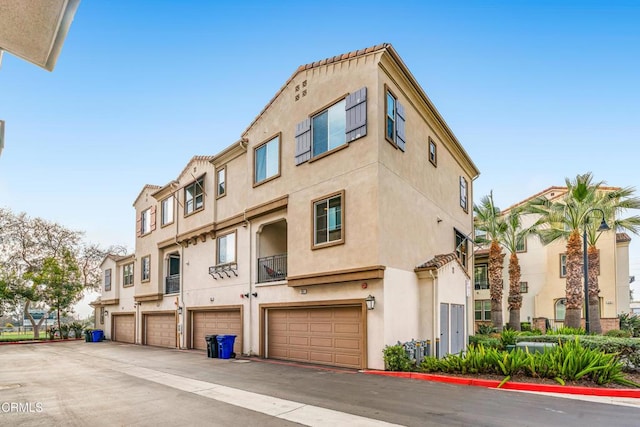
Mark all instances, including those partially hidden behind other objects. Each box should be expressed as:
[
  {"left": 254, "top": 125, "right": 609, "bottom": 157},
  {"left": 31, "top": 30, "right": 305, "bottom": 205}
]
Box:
[
  {"left": 91, "top": 329, "right": 104, "bottom": 342},
  {"left": 216, "top": 335, "right": 237, "bottom": 359}
]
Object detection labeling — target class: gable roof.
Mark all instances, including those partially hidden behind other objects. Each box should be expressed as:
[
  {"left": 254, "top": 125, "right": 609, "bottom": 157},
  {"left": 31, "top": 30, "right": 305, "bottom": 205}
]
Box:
[
  {"left": 502, "top": 185, "right": 622, "bottom": 214},
  {"left": 617, "top": 232, "right": 632, "bottom": 243},
  {"left": 415, "top": 252, "right": 470, "bottom": 279},
  {"left": 133, "top": 184, "right": 162, "bottom": 207},
  {"left": 175, "top": 155, "right": 216, "bottom": 183}
]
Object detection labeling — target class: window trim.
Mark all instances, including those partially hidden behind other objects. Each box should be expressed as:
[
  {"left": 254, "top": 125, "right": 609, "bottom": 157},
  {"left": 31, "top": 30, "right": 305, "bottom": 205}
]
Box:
[
  {"left": 559, "top": 253, "right": 567, "bottom": 278},
  {"left": 460, "top": 176, "right": 468, "bottom": 213},
  {"left": 554, "top": 298, "right": 566, "bottom": 322},
  {"left": 311, "top": 190, "right": 346, "bottom": 250},
  {"left": 454, "top": 229, "right": 468, "bottom": 268},
  {"left": 520, "top": 281, "right": 528, "bottom": 293},
  {"left": 474, "top": 264, "right": 489, "bottom": 290},
  {"left": 141, "top": 255, "right": 151, "bottom": 283},
  {"left": 104, "top": 268, "right": 112, "bottom": 292},
  {"left": 384, "top": 85, "right": 399, "bottom": 148},
  {"left": 253, "top": 133, "right": 282, "bottom": 188},
  {"left": 516, "top": 236, "right": 527, "bottom": 253},
  {"left": 184, "top": 175, "right": 205, "bottom": 217},
  {"left": 141, "top": 208, "right": 152, "bottom": 236},
  {"left": 309, "top": 94, "right": 348, "bottom": 160},
  {"left": 216, "top": 166, "right": 226, "bottom": 199},
  {"left": 474, "top": 299, "right": 491, "bottom": 321},
  {"left": 428, "top": 137, "right": 437, "bottom": 167},
  {"left": 123, "top": 263, "right": 134, "bottom": 287},
  {"left": 216, "top": 230, "right": 237, "bottom": 265},
  {"left": 161, "top": 196, "right": 174, "bottom": 227}
]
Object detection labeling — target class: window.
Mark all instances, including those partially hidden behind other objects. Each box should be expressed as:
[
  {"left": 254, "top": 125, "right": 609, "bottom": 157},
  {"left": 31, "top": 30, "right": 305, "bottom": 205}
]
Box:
[
  {"left": 516, "top": 237, "right": 526, "bottom": 252},
  {"left": 460, "top": 177, "right": 468, "bottom": 212},
  {"left": 216, "top": 167, "right": 226, "bottom": 197},
  {"left": 141, "top": 255, "right": 150, "bottom": 282},
  {"left": 104, "top": 269, "right": 112, "bottom": 292},
  {"left": 386, "top": 92, "right": 396, "bottom": 143},
  {"left": 312, "top": 100, "right": 346, "bottom": 157},
  {"left": 313, "top": 191, "right": 344, "bottom": 247},
  {"left": 429, "top": 137, "right": 437, "bottom": 166},
  {"left": 520, "top": 281, "right": 529, "bottom": 293},
  {"left": 141, "top": 208, "right": 151, "bottom": 235},
  {"left": 474, "top": 300, "right": 491, "bottom": 321},
  {"left": 166, "top": 254, "right": 180, "bottom": 294},
  {"left": 217, "top": 232, "right": 236, "bottom": 265},
  {"left": 161, "top": 197, "right": 174, "bottom": 226},
  {"left": 555, "top": 298, "right": 566, "bottom": 321},
  {"left": 184, "top": 177, "right": 204, "bottom": 215},
  {"left": 455, "top": 229, "right": 468, "bottom": 268},
  {"left": 254, "top": 135, "right": 280, "bottom": 185},
  {"left": 474, "top": 264, "right": 488, "bottom": 290},
  {"left": 560, "top": 254, "right": 567, "bottom": 277},
  {"left": 123, "top": 263, "right": 134, "bottom": 287}
]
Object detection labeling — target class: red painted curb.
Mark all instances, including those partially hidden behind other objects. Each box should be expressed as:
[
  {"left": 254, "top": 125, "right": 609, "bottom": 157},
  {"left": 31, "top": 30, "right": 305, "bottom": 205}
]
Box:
[
  {"left": 362, "top": 370, "right": 640, "bottom": 398},
  {"left": 0, "top": 338, "right": 85, "bottom": 346}
]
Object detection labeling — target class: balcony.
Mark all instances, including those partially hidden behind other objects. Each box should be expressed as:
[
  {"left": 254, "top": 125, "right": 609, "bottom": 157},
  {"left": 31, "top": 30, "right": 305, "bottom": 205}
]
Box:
[
  {"left": 257, "top": 254, "right": 287, "bottom": 283},
  {"left": 165, "top": 275, "right": 180, "bottom": 294}
]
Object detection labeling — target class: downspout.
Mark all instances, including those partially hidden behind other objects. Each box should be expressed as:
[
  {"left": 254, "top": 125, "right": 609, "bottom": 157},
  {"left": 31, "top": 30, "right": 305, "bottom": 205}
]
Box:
[
  {"left": 178, "top": 191, "right": 185, "bottom": 349},
  {"left": 247, "top": 216, "right": 253, "bottom": 356},
  {"left": 429, "top": 269, "right": 437, "bottom": 357}
]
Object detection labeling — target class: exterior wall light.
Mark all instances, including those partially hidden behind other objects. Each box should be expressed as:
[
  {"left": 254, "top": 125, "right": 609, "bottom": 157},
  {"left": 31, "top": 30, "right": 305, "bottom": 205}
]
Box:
[
  {"left": 365, "top": 295, "right": 376, "bottom": 310},
  {"left": 177, "top": 306, "right": 183, "bottom": 315}
]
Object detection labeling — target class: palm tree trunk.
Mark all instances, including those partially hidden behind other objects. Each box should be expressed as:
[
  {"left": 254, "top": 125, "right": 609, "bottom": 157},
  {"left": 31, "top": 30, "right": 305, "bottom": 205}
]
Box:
[
  {"left": 507, "top": 252, "right": 522, "bottom": 331},
  {"left": 564, "top": 230, "right": 583, "bottom": 329},
  {"left": 587, "top": 246, "right": 601, "bottom": 334},
  {"left": 489, "top": 240, "right": 505, "bottom": 332}
]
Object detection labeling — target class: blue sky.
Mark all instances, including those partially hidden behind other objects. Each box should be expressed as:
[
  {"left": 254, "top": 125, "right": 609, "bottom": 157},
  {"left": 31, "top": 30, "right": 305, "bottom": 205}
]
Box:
[{"left": 1, "top": 1, "right": 640, "bottom": 313}]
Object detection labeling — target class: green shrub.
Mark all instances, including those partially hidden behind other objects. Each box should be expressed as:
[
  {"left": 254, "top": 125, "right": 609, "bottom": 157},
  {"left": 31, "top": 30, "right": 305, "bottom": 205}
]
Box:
[
  {"left": 500, "top": 329, "right": 518, "bottom": 348},
  {"left": 619, "top": 313, "right": 640, "bottom": 337},
  {"left": 5, "top": 323, "right": 14, "bottom": 328},
  {"left": 547, "top": 326, "right": 586, "bottom": 336},
  {"left": 469, "top": 335, "right": 501, "bottom": 349},
  {"left": 605, "top": 329, "right": 633, "bottom": 338},
  {"left": 477, "top": 324, "right": 496, "bottom": 335},
  {"left": 520, "top": 322, "right": 531, "bottom": 332},
  {"left": 383, "top": 345, "right": 413, "bottom": 371}
]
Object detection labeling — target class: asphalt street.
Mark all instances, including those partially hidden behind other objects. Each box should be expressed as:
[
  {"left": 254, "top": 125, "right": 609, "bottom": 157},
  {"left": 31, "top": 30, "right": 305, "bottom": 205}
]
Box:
[{"left": 0, "top": 341, "right": 638, "bottom": 426}]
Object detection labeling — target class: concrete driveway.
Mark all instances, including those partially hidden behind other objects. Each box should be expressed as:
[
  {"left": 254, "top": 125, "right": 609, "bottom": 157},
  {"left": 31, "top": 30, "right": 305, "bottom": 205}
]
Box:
[{"left": 0, "top": 341, "right": 638, "bottom": 426}]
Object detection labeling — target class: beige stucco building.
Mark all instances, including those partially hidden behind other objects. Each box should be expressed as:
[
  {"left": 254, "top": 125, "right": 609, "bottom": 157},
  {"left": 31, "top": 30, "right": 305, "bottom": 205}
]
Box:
[
  {"left": 94, "top": 44, "right": 479, "bottom": 370},
  {"left": 473, "top": 186, "right": 631, "bottom": 331}
]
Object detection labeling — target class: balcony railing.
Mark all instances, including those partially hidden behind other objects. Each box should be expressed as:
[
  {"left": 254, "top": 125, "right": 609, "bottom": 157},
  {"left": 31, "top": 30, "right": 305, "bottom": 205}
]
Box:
[
  {"left": 257, "top": 253, "right": 287, "bottom": 283},
  {"left": 474, "top": 281, "right": 489, "bottom": 290},
  {"left": 165, "top": 275, "right": 180, "bottom": 294}
]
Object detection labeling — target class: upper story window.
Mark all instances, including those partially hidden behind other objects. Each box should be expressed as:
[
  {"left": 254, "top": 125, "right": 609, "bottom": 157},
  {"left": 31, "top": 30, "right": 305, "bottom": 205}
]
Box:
[
  {"left": 313, "top": 191, "right": 344, "bottom": 248},
  {"left": 216, "top": 167, "right": 226, "bottom": 198},
  {"left": 313, "top": 100, "right": 346, "bottom": 158},
  {"left": 474, "top": 264, "right": 488, "bottom": 290},
  {"left": 460, "top": 177, "right": 468, "bottom": 212},
  {"left": 137, "top": 206, "right": 155, "bottom": 237},
  {"left": 217, "top": 231, "right": 236, "bottom": 265},
  {"left": 474, "top": 300, "right": 491, "bottom": 321},
  {"left": 104, "top": 269, "right": 112, "bottom": 292},
  {"left": 185, "top": 177, "right": 204, "bottom": 215},
  {"left": 141, "top": 255, "right": 150, "bottom": 282},
  {"left": 516, "top": 237, "right": 526, "bottom": 252},
  {"left": 161, "top": 197, "right": 174, "bottom": 226},
  {"left": 560, "top": 254, "right": 567, "bottom": 277},
  {"left": 429, "top": 137, "right": 437, "bottom": 166},
  {"left": 123, "top": 263, "right": 134, "bottom": 287},
  {"left": 455, "top": 229, "right": 468, "bottom": 268},
  {"left": 254, "top": 135, "right": 280, "bottom": 185},
  {"left": 384, "top": 87, "right": 406, "bottom": 151},
  {"left": 294, "top": 87, "right": 367, "bottom": 166},
  {"left": 520, "top": 282, "right": 529, "bottom": 293}
]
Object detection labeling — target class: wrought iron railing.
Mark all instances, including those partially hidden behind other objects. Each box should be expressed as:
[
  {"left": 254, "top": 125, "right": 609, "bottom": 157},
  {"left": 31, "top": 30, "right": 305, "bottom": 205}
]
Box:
[
  {"left": 165, "top": 275, "right": 180, "bottom": 294},
  {"left": 257, "top": 253, "right": 287, "bottom": 283}
]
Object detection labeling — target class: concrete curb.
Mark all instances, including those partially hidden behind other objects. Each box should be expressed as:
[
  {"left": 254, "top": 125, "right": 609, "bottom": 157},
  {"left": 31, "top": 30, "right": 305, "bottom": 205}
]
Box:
[{"left": 362, "top": 370, "right": 640, "bottom": 398}]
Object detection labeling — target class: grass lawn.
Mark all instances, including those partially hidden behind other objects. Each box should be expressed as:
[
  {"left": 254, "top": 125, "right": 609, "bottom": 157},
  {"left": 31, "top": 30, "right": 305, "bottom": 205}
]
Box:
[{"left": 0, "top": 331, "right": 47, "bottom": 341}]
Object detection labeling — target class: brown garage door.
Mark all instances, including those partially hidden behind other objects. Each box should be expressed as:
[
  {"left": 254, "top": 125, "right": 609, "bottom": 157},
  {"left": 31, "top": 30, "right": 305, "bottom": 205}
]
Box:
[
  {"left": 191, "top": 310, "right": 242, "bottom": 355},
  {"left": 267, "top": 306, "right": 364, "bottom": 369},
  {"left": 112, "top": 314, "right": 135, "bottom": 343},
  {"left": 144, "top": 313, "right": 176, "bottom": 348}
]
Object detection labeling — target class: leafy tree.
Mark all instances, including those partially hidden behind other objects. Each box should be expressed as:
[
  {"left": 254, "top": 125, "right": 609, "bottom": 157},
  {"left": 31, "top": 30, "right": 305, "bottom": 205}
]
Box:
[{"left": 474, "top": 191, "right": 506, "bottom": 331}]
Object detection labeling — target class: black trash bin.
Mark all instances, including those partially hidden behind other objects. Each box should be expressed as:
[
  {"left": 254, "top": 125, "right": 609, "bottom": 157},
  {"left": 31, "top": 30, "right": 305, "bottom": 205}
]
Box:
[{"left": 205, "top": 335, "right": 218, "bottom": 358}]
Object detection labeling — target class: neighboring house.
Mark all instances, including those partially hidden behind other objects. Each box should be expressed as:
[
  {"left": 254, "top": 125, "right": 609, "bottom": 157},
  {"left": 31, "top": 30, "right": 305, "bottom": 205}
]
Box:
[
  {"left": 94, "top": 43, "right": 480, "bottom": 370},
  {"left": 630, "top": 301, "right": 640, "bottom": 315},
  {"left": 473, "top": 186, "right": 631, "bottom": 332}
]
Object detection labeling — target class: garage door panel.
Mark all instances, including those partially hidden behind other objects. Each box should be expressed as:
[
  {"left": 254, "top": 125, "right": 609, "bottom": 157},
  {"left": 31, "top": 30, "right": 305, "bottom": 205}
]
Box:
[
  {"left": 267, "top": 306, "right": 364, "bottom": 369},
  {"left": 145, "top": 314, "right": 176, "bottom": 348},
  {"left": 191, "top": 309, "right": 242, "bottom": 354},
  {"left": 113, "top": 315, "right": 135, "bottom": 344}
]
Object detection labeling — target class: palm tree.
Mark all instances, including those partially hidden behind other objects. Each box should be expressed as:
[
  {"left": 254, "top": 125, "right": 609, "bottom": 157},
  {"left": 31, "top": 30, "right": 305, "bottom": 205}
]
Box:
[
  {"left": 474, "top": 191, "right": 506, "bottom": 332},
  {"left": 500, "top": 207, "right": 532, "bottom": 331},
  {"left": 585, "top": 188, "right": 640, "bottom": 333},
  {"left": 527, "top": 173, "right": 602, "bottom": 329}
]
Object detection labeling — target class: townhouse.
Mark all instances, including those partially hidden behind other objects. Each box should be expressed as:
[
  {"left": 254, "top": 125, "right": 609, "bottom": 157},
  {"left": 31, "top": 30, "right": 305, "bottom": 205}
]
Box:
[
  {"left": 94, "top": 43, "right": 480, "bottom": 370},
  {"left": 473, "top": 186, "right": 631, "bottom": 332}
]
